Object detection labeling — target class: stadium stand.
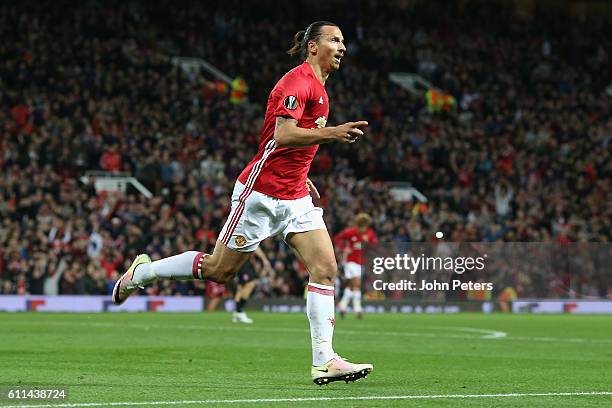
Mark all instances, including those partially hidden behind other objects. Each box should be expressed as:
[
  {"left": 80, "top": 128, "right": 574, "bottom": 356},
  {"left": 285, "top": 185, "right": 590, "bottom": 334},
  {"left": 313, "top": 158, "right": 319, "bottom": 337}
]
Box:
[{"left": 0, "top": 0, "right": 610, "bottom": 298}]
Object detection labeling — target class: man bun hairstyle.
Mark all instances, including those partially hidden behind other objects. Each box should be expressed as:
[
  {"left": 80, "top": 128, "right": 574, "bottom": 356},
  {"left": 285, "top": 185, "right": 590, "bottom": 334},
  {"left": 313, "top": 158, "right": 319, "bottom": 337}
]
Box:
[{"left": 287, "top": 21, "right": 338, "bottom": 60}]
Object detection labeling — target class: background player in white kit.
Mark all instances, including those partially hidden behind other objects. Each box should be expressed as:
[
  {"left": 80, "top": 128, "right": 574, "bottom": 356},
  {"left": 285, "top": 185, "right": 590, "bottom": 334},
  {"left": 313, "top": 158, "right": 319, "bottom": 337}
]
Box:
[{"left": 112, "top": 21, "right": 372, "bottom": 385}]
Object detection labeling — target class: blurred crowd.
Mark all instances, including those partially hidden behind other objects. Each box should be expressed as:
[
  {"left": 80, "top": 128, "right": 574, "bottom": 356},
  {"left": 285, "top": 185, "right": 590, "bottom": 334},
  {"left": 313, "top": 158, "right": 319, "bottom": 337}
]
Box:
[{"left": 1, "top": 1, "right": 610, "bottom": 299}]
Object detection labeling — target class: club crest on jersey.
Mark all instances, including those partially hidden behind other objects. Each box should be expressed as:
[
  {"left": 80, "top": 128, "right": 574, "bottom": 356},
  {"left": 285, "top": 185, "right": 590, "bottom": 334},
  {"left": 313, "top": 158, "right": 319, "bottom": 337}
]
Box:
[
  {"left": 315, "top": 116, "right": 327, "bottom": 128},
  {"left": 284, "top": 95, "right": 298, "bottom": 110},
  {"left": 235, "top": 236, "right": 247, "bottom": 247}
]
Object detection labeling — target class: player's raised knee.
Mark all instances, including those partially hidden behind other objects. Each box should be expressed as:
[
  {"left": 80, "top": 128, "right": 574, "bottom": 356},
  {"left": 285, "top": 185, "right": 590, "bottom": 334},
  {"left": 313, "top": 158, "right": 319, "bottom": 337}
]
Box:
[{"left": 309, "top": 259, "right": 338, "bottom": 285}]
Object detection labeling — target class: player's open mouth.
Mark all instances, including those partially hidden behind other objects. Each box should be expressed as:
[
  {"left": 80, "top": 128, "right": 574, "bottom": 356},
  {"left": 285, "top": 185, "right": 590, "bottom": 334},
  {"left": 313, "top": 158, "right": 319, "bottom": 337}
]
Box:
[{"left": 334, "top": 55, "right": 342, "bottom": 63}]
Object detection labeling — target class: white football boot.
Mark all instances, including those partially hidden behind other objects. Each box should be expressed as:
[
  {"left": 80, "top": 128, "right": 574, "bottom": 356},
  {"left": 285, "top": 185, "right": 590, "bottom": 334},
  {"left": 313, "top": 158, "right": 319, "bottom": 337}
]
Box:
[
  {"left": 232, "top": 312, "right": 254, "bottom": 324},
  {"left": 311, "top": 356, "right": 373, "bottom": 385},
  {"left": 112, "top": 254, "right": 152, "bottom": 305}
]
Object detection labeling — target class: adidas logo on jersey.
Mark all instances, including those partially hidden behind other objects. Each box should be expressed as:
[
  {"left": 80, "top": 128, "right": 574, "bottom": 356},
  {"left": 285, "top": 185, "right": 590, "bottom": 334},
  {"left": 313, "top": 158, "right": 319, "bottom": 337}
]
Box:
[{"left": 319, "top": 96, "right": 324, "bottom": 104}]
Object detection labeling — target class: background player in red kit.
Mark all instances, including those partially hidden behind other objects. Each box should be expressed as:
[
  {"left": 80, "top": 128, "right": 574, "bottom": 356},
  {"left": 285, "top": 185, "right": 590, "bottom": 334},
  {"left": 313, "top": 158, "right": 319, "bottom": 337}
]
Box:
[
  {"left": 335, "top": 213, "right": 377, "bottom": 319},
  {"left": 112, "top": 21, "right": 372, "bottom": 385}
]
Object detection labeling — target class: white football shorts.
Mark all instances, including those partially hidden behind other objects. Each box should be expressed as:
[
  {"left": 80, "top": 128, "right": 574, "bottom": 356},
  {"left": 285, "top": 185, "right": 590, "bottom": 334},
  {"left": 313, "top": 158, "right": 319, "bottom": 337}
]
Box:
[
  {"left": 343, "top": 261, "right": 362, "bottom": 279},
  {"left": 218, "top": 181, "right": 326, "bottom": 252}
]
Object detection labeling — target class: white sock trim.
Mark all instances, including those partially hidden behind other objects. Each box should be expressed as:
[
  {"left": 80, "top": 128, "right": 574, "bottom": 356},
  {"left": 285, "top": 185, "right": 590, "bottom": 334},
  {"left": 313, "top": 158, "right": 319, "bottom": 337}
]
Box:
[{"left": 308, "top": 282, "right": 335, "bottom": 290}]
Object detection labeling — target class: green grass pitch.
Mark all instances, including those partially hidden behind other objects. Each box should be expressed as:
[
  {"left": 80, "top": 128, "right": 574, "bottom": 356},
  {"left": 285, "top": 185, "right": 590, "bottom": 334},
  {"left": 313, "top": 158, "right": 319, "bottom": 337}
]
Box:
[{"left": 1, "top": 312, "right": 611, "bottom": 407}]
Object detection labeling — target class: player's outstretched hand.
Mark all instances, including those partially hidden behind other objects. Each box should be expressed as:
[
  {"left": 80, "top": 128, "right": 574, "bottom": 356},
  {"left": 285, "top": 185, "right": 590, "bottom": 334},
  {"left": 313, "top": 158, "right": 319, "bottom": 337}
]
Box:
[{"left": 334, "top": 121, "right": 368, "bottom": 144}]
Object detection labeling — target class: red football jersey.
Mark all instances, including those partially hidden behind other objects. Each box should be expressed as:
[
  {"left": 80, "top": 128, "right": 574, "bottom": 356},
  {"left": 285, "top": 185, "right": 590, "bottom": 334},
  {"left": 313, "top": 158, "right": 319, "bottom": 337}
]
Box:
[
  {"left": 334, "top": 227, "right": 378, "bottom": 265},
  {"left": 237, "top": 61, "right": 329, "bottom": 199}
]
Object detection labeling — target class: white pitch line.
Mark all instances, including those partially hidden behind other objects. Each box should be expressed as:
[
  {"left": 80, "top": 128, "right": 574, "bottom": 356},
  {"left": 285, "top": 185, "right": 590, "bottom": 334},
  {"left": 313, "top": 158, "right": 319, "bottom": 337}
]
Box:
[
  {"left": 37, "top": 320, "right": 612, "bottom": 344},
  {"left": 1, "top": 391, "right": 611, "bottom": 408},
  {"left": 430, "top": 326, "right": 507, "bottom": 339},
  {"left": 36, "top": 321, "right": 504, "bottom": 340}
]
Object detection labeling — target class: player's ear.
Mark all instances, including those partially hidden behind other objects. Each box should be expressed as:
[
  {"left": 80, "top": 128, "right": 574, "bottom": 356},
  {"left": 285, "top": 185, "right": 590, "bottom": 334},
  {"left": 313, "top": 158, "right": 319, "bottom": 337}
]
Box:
[{"left": 308, "top": 40, "right": 317, "bottom": 56}]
